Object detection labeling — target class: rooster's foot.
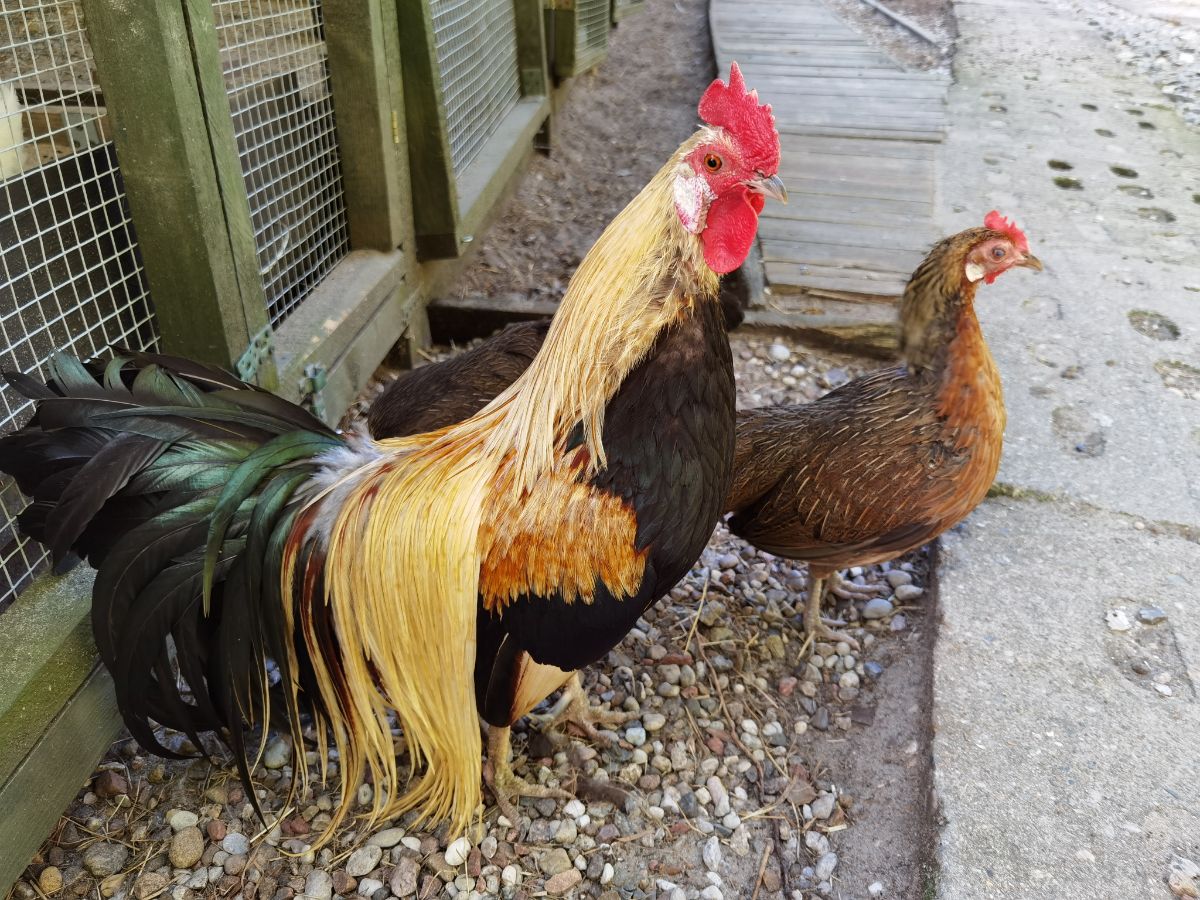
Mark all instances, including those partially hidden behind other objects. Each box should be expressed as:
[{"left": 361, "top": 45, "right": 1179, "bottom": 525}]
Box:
[
  {"left": 485, "top": 726, "right": 571, "bottom": 823},
  {"left": 528, "top": 673, "right": 631, "bottom": 747},
  {"left": 828, "top": 571, "right": 889, "bottom": 602}
]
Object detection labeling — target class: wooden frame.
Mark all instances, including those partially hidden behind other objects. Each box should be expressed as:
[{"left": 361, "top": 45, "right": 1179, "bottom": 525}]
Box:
[
  {"left": 611, "top": 0, "right": 646, "bottom": 24},
  {"left": 550, "top": 0, "right": 610, "bottom": 78},
  {"left": 396, "top": 0, "right": 551, "bottom": 260}
]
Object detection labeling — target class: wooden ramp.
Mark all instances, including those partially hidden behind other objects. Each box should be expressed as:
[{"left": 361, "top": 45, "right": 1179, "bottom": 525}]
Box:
[{"left": 711, "top": 0, "right": 947, "bottom": 322}]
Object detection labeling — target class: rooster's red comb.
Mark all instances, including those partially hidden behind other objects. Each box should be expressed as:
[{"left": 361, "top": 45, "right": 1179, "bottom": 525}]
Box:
[
  {"left": 698, "top": 62, "right": 780, "bottom": 175},
  {"left": 984, "top": 210, "right": 1029, "bottom": 253}
]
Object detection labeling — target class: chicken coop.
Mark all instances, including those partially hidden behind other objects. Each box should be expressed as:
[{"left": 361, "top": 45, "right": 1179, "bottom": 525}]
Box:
[{"left": 0, "top": 0, "right": 638, "bottom": 888}]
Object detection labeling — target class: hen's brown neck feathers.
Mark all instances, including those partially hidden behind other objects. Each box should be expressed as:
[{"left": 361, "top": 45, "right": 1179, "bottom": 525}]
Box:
[{"left": 898, "top": 228, "right": 989, "bottom": 373}]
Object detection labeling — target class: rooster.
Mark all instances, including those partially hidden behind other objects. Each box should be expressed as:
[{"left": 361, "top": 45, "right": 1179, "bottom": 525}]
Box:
[
  {"left": 0, "top": 63, "right": 784, "bottom": 834},
  {"left": 727, "top": 213, "right": 1042, "bottom": 646},
  {"left": 370, "top": 215, "right": 1042, "bottom": 654}
]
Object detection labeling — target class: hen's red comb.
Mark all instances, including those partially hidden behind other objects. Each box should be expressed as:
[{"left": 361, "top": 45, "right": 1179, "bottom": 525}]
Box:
[
  {"left": 984, "top": 210, "right": 1029, "bottom": 253},
  {"left": 698, "top": 61, "right": 780, "bottom": 175}
]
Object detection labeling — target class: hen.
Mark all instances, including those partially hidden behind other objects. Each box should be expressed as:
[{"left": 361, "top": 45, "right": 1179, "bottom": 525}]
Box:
[{"left": 727, "top": 213, "right": 1042, "bottom": 646}]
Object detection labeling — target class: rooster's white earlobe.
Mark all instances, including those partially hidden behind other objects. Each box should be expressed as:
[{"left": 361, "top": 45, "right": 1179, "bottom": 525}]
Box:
[{"left": 965, "top": 262, "right": 985, "bottom": 283}]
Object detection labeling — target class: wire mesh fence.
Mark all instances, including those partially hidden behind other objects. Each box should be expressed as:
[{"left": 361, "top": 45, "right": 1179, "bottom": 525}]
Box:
[
  {"left": 576, "top": 0, "right": 610, "bottom": 63},
  {"left": 0, "top": 0, "right": 158, "bottom": 615},
  {"left": 210, "top": 0, "right": 350, "bottom": 328},
  {"left": 429, "top": 0, "right": 522, "bottom": 178}
]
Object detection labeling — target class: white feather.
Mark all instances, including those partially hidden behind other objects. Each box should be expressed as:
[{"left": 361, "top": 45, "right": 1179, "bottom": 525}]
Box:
[{"left": 302, "top": 429, "right": 386, "bottom": 546}]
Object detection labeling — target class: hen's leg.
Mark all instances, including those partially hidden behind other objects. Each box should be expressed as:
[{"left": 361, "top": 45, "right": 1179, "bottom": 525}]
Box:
[
  {"left": 484, "top": 726, "right": 570, "bottom": 823},
  {"left": 827, "top": 570, "right": 888, "bottom": 601},
  {"left": 528, "top": 673, "right": 632, "bottom": 746},
  {"left": 802, "top": 574, "right": 861, "bottom": 651}
]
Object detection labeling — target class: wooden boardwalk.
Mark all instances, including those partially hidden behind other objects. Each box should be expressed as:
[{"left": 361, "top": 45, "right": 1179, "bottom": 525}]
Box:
[{"left": 711, "top": 0, "right": 947, "bottom": 305}]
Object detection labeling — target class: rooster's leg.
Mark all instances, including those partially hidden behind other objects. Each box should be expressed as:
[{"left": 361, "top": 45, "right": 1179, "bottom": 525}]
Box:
[
  {"left": 827, "top": 570, "right": 888, "bottom": 601},
  {"left": 803, "top": 574, "right": 861, "bottom": 651},
  {"left": 484, "top": 725, "right": 570, "bottom": 823},
  {"left": 527, "top": 673, "right": 632, "bottom": 746}
]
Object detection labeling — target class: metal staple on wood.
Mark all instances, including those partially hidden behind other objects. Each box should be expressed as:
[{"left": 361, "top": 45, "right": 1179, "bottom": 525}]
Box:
[
  {"left": 429, "top": 0, "right": 522, "bottom": 177},
  {"left": 210, "top": 0, "right": 351, "bottom": 328},
  {"left": 0, "top": 0, "right": 158, "bottom": 615}
]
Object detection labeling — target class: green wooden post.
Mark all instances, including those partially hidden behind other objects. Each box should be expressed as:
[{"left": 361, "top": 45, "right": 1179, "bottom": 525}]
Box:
[
  {"left": 324, "top": 0, "right": 410, "bottom": 252},
  {"left": 80, "top": 0, "right": 272, "bottom": 384},
  {"left": 513, "top": 0, "right": 551, "bottom": 98},
  {"left": 394, "top": 0, "right": 461, "bottom": 259}
]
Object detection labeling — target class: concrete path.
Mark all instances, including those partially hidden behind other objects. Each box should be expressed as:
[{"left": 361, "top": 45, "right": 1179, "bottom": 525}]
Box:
[{"left": 932, "top": 0, "right": 1200, "bottom": 897}]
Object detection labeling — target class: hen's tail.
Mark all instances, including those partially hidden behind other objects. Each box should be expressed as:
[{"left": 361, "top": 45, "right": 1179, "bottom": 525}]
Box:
[{"left": 0, "top": 351, "right": 342, "bottom": 811}]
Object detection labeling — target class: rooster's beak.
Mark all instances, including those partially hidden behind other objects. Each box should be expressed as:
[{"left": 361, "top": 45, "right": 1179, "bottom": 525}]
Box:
[
  {"left": 748, "top": 173, "right": 788, "bottom": 205},
  {"left": 1017, "top": 253, "right": 1044, "bottom": 271}
]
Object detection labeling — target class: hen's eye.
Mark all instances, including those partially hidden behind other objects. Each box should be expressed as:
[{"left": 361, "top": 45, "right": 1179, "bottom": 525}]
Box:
[
  {"left": 704, "top": 153, "right": 723, "bottom": 172},
  {"left": 991, "top": 246, "right": 1007, "bottom": 260}
]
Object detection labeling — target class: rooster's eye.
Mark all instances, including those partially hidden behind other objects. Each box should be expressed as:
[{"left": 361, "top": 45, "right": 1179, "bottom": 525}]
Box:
[
  {"left": 704, "top": 153, "right": 723, "bottom": 172},
  {"left": 991, "top": 246, "right": 1007, "bottom": 260}
]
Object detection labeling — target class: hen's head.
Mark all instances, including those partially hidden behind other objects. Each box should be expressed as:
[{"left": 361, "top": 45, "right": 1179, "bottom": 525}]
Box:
[
  {"left": 962, "top": 211, "right": 1042, "bottom": 285},
  {"left": 675, "top": 62, "right": 785, "bottom": 274}
]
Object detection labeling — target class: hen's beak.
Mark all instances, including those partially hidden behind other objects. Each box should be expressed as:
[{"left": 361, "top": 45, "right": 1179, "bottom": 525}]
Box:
[
  {"left": 748, "top": 173, "right": 788, "bottom": 205},
  {"left": 1017, "top": 253, "right": 1044, "bottom": 271}
]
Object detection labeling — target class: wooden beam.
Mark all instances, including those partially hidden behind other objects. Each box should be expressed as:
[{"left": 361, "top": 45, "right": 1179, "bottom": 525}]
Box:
[
  {"left": 271, "top": 249, "right": 416, "bottom": 426},
  {"left": 79, "top": 0, "right": 269, "bottom": 372},
  {"left": 0, "top": 566, "right": 118, "bottom": 898},
  {"left": 324, "top": 0, "right": 410, "bottom": 251},
  {"left": 394, "top": 0, "right": 460, "bottom": 259},
  {"left": 513, "top": 0, "right": 551, "bottom": 98}
]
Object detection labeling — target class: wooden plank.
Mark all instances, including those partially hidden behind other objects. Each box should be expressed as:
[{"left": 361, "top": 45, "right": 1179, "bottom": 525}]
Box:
[
  {"left": 0, "top": 565, "right": 118, "bottom": 898},
  {"left": 272, "top": 248, "right": 413, "bottom": 424},
  {"left": 394, "top": 0, "right": 460, "bottom": 258},
  {"left": 782, "top": 134, "right": 937, "bottom": 160},
  {"left": 758, "top": 217, "right": 937, "bottom": 252},
  {"left": 765, "top": 260, "right": 910, "bottom": 290},
  {"left": 778, "top": 124, "right": 945, "bottom": 142},
  {"left": 0, "top": 666, "right": 120, "bottom": 898},
  {"left": 80, "top": 0, "right": 262, "bottom": 370},
  {"left": 761, "top": 239, "right": 921, "bottom": 274},
  {"left": 325, "top": 0, "right": 409, "bottom": 251},
  {"left": 762, "top": 193, "right": 933, "bottom": 222}
]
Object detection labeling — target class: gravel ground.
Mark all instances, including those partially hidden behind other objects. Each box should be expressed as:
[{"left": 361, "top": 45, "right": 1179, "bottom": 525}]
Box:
[
  {"left": 10, "top": 332, "right": 937, "bottom": 900},
  {"left": 820, "top": 0, "right": 955, "bottom": 71},
  {"left": 1067, "top": 0, "right": 1200, "bottom": 126}
]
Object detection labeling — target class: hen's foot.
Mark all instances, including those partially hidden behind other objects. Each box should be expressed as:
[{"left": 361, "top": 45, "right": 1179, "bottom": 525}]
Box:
[
  {"left": 828, "top": 571, "right": 889, "bottom": 602},
  {"left": 802, "top": 574, "right": 861, "bottom": 652},
  {"left": 485, "top": 727, "right": 571, "bottom": 823},
  {"left": 528, "top": 673, "right": 632, "bottom": 747}
]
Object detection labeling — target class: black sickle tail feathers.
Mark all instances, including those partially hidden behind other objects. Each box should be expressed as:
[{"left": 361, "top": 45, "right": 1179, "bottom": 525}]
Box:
[{"left": 0, "top": 350, "right": 343, "bottom": 806}]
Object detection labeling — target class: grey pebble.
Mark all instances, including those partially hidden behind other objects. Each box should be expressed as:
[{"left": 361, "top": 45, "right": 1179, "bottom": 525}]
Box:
[
  {"left": 1138, "top": 606, "right": 1168, "bottom": 624},
  {"left": 221, "top": 833, "right": 250, "bottom": 856},
  {"left": 702, "top": 835, "right": 722, "bottom": 871},
  {"left": 305, "top": 870, "right": 334, "bottom": 900},
  {"left": 862, "top": 598, "right": 894, "bottom": 620},
  {"left": 816, "top": 852, "right": 839, "bottom": 881},
  {"left": 345, "top": 845, "right": 382, "bottom": 877}
]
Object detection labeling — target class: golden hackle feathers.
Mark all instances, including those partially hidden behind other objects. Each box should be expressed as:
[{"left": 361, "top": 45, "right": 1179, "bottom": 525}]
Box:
[{"left": 285, "top": 134, "right": 723, "bottom": 838}]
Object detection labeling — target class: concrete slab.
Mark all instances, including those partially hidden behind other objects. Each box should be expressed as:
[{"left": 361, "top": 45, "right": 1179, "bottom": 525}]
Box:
[
  {"left": 938, "top": 0, "right": 1200, "bottom": 528},
  {"left": 935, "top": 500, "right": 1200, "bottom": 898},
  {"left": 931, "top": 0, "right": 1200, "bottom": 896}
]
